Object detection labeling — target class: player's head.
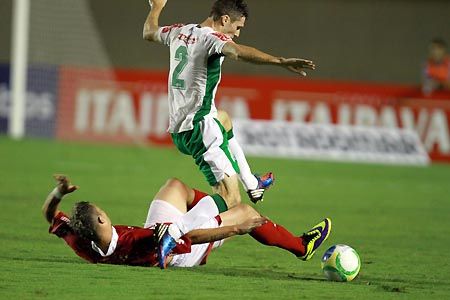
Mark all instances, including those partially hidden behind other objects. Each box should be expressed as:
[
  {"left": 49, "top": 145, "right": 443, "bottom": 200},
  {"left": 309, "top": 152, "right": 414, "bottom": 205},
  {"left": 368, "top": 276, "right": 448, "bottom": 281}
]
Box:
[
  {"left": 69, "top": 201, "right": 111, "bottom": 242},
  {"left": 210, "top": 0, "right": 249, "bottom": 39},
  {"left": 429, "top": 38, "right": 447, "bottom": 63}
]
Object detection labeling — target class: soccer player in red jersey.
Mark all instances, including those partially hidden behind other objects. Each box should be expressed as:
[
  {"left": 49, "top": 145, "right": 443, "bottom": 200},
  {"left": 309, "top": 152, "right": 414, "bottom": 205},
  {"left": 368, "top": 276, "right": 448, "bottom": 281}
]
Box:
[
  {"left": 43, "top": 175, "right": 264, "bottom": 267},
  {"left": 43, "top": 175, "right": 331, "bottom": 269}
]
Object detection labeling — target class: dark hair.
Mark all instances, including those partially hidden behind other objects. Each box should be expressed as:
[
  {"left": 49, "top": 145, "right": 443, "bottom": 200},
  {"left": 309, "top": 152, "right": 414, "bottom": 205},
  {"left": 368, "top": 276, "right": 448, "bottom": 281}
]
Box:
[
  {"left": 210, "top": 0, "right": 249, "bottom": 21},
  {"left": 431, "top": 38, "right": 447, "bottom": 49},
  {"left": 69, "top": 201, "right": 99, "bottom": 242}
]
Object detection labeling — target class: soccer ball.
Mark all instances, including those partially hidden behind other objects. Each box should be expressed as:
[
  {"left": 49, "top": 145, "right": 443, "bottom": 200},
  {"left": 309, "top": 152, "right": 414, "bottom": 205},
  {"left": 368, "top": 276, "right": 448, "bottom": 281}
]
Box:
[{"left": 321, "top": 244, "right": 360, "bottom": 282}]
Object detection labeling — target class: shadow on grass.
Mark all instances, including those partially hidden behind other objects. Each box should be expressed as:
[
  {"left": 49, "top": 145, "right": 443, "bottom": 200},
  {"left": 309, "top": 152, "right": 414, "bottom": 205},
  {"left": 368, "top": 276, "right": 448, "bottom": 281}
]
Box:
[
  {"left": 1, "top": 255, "right": 85, "bottom": 265},
  {"left": 186, "top": 266, "right": 328, "bottom": 283},
  {"left": 361, "top": 274, "right": 449, "bottom": 288}
]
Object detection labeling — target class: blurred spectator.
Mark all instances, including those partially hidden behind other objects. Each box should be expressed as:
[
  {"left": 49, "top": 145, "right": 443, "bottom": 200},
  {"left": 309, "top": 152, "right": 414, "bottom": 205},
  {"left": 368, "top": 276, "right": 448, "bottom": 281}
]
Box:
[{"left": 422, "top": 38, "right": 450, "bottom": 95}]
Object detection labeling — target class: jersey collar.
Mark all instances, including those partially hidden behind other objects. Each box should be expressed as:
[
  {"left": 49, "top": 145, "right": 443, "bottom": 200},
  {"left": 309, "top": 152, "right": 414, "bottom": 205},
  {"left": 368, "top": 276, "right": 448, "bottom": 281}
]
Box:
[{"left": 91, "top": 226, "right": 118, "bottom": 257}]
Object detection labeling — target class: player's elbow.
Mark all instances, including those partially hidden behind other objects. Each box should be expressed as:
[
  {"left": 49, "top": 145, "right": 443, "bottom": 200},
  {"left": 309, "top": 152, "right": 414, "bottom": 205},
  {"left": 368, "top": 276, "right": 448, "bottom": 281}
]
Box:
[
  {"left": 143, "top": 25, "right": 159, "bottom": 42},
  {"left": 227, "top": 51, "right": 240, "bottom": 61},
  {"left": 143, "top": 30, "right": 155, "bottom": 42}
]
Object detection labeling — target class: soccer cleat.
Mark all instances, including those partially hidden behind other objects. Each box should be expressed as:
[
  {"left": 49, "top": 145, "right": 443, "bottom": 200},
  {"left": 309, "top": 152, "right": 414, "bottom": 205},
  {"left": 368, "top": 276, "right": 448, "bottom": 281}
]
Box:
[
  {"left": 298, "top": 218, "right": 332, "bottom": 261},
  {"left": 247, "top": 172, "right": 275, "bottom": 204},
  {"left": 155, "top": 223, "right": 177, "bottom": 269}
]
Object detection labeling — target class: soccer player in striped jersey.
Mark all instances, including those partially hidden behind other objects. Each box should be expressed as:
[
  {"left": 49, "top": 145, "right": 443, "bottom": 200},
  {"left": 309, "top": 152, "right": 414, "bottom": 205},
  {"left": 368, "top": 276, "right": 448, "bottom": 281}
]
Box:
[{"left": 143, "top": 0, "right": 315, "bottom": 208}]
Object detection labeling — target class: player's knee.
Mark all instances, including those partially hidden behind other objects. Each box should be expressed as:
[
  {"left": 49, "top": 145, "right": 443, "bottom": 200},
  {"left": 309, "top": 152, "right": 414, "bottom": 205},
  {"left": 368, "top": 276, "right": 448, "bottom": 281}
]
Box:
[
  {"left": 238, "top": 203, "right": 259, "bottom": 218},
  {"left": 164, "top": 178, "right": 184, "bottom": 190}
]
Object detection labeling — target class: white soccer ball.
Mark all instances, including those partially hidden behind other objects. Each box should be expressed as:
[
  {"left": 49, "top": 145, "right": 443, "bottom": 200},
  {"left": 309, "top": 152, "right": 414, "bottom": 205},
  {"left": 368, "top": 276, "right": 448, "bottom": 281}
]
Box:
[{"left": 321, "top": 244, "right": 361, "bottom": 282}]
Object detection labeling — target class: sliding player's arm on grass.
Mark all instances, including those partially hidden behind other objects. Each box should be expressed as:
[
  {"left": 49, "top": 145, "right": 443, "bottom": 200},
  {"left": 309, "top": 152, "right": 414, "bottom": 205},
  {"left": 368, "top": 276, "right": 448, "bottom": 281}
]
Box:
[
  {"left": 42, "top": 175, "right": 78, "bottom": 223},
  {"left": 143, "top": 0, "right": 168, "bottom": 42},
  {"left": 222, "top": 42, "right": 316, "bottom": 76}
]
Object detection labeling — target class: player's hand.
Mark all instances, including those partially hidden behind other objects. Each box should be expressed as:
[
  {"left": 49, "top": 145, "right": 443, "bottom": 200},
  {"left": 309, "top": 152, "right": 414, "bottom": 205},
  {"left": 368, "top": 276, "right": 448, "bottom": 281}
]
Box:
[
  {"left": 280, "top": 58, "right": 316, "bottom": 76},
  {"left": 149, "top": 0, "right": 167, "bottom": 8},
  {"left": 236, "top": 217, "right": 268, "bottom": 235},
  {"left": 53, "top": 174, "right": 78, "bottom": 195}
]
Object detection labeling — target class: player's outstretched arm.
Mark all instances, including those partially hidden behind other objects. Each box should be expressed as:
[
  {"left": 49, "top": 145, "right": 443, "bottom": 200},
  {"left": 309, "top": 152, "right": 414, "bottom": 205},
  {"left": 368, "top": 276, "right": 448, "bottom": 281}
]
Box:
[
  {"left": 222, "top": 42, "right": 316, "bottom": 76},
  {"left": 186, "top": 217, "right": 267, "bottom": 244},
  {"left": 143, "top": 0, "right": 167, "bottom": 42},
  {"left": 42, "top": 174, "right": 78, "bottom": 223}
]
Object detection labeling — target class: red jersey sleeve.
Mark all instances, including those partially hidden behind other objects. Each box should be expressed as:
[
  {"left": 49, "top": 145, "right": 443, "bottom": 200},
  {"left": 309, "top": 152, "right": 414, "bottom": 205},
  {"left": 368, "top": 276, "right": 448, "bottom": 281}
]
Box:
[
  {"left": 49, "top": 211, "right": 72, "bottom": 237},
  {"left": 48, "top": 211, "right": 98, "bottom": 263}
]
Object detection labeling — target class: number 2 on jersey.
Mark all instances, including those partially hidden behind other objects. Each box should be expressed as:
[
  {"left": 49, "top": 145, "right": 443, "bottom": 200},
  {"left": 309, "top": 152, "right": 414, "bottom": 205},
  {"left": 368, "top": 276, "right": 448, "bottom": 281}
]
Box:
[{"left": 171, "top": 46, "right": 188, "bottom": 89}]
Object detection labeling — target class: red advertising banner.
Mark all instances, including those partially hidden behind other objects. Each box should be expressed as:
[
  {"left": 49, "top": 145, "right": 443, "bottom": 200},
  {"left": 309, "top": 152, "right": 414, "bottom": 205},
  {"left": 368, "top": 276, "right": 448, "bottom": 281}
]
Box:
[
  {"left": 56, "top": 66, "right": 450, "bottom": 162},
  {"left": 57, "top": 67, "right": 172, "bottom": 145}
]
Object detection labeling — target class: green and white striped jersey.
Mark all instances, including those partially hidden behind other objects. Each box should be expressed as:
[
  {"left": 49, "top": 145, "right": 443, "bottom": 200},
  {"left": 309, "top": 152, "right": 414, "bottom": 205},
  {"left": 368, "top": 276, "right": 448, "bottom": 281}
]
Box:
[{"left": 156, "top": 24, "right": 231, "bottom": 133}]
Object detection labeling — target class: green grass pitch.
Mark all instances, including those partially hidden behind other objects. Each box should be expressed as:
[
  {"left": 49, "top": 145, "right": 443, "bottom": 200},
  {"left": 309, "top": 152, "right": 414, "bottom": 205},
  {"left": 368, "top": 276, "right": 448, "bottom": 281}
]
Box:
[{"left": 1, "top": 137, "right": 450, "bottom": 299}]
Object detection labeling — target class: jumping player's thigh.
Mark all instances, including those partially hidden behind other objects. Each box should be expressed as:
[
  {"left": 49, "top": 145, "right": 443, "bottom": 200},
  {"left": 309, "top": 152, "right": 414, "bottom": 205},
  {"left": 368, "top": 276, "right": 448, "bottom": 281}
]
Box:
[{"left": 212, "top": 174, "right": 241, "bottom": 208}]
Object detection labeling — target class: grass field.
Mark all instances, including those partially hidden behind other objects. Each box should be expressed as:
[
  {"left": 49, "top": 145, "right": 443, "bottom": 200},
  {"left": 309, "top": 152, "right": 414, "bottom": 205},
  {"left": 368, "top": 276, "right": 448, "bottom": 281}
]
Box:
[{"left": 1, "top": 136, "right": 450, "bottom": 299}]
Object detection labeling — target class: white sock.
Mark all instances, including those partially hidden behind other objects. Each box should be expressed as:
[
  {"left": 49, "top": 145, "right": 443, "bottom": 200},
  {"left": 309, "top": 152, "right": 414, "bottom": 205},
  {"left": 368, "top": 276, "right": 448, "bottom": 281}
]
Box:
[
  {"left": 228, "top": 136, "right": 258, "bottom": 190},
  {"left": 169, "top": 196, "right": 219, "bottom": 240}
]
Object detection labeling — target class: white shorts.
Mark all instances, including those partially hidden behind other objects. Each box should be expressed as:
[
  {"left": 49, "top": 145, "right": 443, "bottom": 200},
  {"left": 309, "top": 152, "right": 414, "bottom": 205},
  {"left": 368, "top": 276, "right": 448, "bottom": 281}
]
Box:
[{"left": 145, "top": 200, "right": 224, "bottom": 267}]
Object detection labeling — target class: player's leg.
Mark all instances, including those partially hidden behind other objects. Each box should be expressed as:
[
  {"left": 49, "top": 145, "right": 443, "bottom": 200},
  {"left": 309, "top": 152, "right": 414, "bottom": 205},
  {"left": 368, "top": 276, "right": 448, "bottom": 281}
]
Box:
[
  {"left": 154, "top": 195, "right": 227, "bottom": 268},
  {"left": 217, "top": 110, "right": 257, "bottom": 190},
  {"left": 211, "top": 174, "right": 241, "bottom": 208},
  {"left": 218, "top": 204, "right": 306, "bottom": 257},
  {"left": 219, "top": 204, "right": 332, "bottom": 260},
  {"left": 172, "top": 116, "right": 241, "bottom": 209},
  {"left": 148, "top": 180, "right": 229, "bottom": 268},
  {"left": 145, "top": 178, "right": 227, "bottom": 239},
  {"left": 199, "top": 117, "right": 242, "bottom": 208},
  {"left": 151, "top": 178, "right": 195, "bottom": 214},
  {"left": 168, "top": 216, "right": 223, "bottom": 268},
  {"left": 149, "top": 177, "right": 213, "bottom": 213},
  {"left": 217, "top": 110, "right": 274, "bottom": 203}
]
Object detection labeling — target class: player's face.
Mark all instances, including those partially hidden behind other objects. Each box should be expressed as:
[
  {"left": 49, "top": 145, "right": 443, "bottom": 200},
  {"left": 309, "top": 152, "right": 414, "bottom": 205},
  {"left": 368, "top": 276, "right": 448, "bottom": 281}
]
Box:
[
  {"left": 223, "top": 16, "right": 246, "bottom": 39},
  {"left": 94, "top": 205, "right": 112, "bottom": 227}
]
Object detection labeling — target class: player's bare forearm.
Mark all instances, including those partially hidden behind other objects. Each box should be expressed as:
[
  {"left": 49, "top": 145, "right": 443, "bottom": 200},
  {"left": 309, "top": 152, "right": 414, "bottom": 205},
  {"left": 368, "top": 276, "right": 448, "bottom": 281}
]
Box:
[
  {"left": 42, "top": 175, "right": 78, "bottom": 223},
  {"left": 222, "top": 42, "right": 316, "bottom": 76},
  {"left": 187, "top": 226, "right": 240, "bottom": 244},
  {"left": 42, "top": 189, "right": 63, "bottom": 223},
  {"left": 143, "top": 0, "right": 167, "bottom": 42}
]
